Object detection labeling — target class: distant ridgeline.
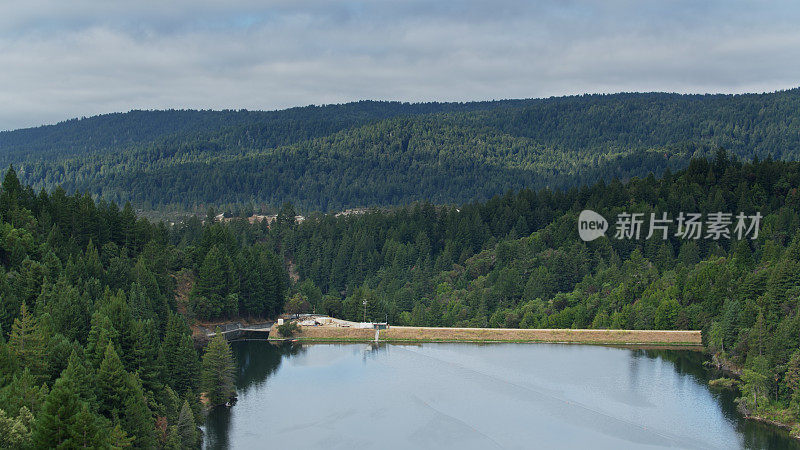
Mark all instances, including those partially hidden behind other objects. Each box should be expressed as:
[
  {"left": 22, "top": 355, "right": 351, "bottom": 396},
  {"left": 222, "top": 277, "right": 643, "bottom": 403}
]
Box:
[{"left": 2, "top": 89, "right": 800, "bottom": 213}]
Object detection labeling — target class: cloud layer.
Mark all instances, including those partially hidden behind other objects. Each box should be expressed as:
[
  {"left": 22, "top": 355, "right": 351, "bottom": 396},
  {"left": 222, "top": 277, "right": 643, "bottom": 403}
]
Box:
[{"left": 1, "top": 0, "right": 799, "bottom": 130}]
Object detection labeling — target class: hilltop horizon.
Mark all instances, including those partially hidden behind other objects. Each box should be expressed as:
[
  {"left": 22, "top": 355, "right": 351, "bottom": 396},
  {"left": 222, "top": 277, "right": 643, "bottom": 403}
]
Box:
[
  {"left": 5, "top": 86, "right": 800, "bottom": 133},
  {"left": 0, "top": 89, "right": 799, "bottom": 215}
]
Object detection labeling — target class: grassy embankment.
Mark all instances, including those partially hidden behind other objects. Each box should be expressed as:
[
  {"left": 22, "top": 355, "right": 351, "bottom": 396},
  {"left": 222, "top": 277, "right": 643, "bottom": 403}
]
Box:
[{"left": 270, "top": 324, "right": 702, "bottom": 346}]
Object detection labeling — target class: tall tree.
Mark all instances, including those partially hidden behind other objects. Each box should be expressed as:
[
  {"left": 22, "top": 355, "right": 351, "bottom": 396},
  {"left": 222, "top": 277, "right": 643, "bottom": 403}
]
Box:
[
  {"left": 8, "top": 302, "right": 47, "bottom": 382},
  {"left": 191, "top": 245, "right": 236, "bottom": 319},
  {"left": 96, "top": 343, "right": 129, "bottom": 419},
  {"left": 177, "top": 400, "right": 198, "bottom": 449},
  {"left": 31, "top": 374, "right": 118, "bottom": 448},
  {"left": 163, "top": 313, "right": 199, "bottom": 394},
  {"left": 0, "top": 406, "right": 33, "bottom": 448},
  {"left": 121, "top": 375, "right": 158, "bottom": 449},
  {"left": 201, "top": 332, "right": 235, "bottom": 407}
]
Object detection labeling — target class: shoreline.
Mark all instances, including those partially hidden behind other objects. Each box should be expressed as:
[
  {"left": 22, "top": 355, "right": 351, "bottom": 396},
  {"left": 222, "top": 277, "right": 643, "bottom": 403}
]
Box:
[
  {"left": 262, "top": 322, "right": 800, "bottom": 439},
  {"left": 709, "top": 355, "right": 800, "bottom": 440}
]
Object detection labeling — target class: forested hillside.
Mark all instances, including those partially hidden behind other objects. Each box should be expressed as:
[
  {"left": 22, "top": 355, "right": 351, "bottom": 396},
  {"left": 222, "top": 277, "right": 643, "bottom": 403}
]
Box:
[
  {"left": 3, "top": 150, "right": 800, "bottom": 445},
  {"left": 0, "top": 101, "right": 512, "bottom": 164},
  {"left": 3, "top": 89, "right": 800, "bottom": 212},
  {"left": 274, "top": 152, "right": 800, "bottom": 432},
  {"left": 0, "top": 167, "right": 286, "bottom": 448}
]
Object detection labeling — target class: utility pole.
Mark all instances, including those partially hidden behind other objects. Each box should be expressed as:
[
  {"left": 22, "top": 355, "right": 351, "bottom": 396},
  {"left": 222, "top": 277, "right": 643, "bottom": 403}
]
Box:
[{"left": 363, "top": 299, "right": 368, "bottom": 322}]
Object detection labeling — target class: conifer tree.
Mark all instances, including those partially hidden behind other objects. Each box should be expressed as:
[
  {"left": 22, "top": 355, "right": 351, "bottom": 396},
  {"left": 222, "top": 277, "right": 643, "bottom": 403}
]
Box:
[
  {"left": 122, "top": 375, "right": 158, "bottom": 449},
  {"left": 0, "top": 406, "right": 33, "bottom": 448},
  {"left": 750, "top": 310, "right": 768, "bottom": 358},
  {"left": 165, "top": 426, "right": 183, "bottom": 450},
  {"left": 191, "top": 245, "right": 235, "bottom": 318},
  {"left": 85, "top": 312, "right": 119, "bottom": 368},
  {"left": 8, "top": 302, "right": 47, "bottom": 382},
  {"left": 201, "top": 332, "right": 235, "bottom": 406},
  {"left": 0, "top": 369, "right": 48, "bottom": 418},
  {"left": 161, "top": 385, "right": 182, "bottom": 425},
  {"left": 41, "top": 279, "right": 90, "bottom": 344},
  {"left": 96, "top": 343, "right": 129, "bottom": 419},
  {"left": 163, "top": 313, "right": 199, "bottom": 394},
  {"left": 0, "top": 165, "right": 22, "bottom": 219},
  {"left": 120, "top": 202, "right": 137, "bottom": 250},
  {"left": 31, "top": 376, "right": 82, "bottom": 448},
  {"left": 31, "top": 374, "right": 114, "bottom": 448},
  {"left": 177, "top": 400, "right": 198, "bottom": 449},
  {"left": 785, "top": 350, "right": 800, "bottom": 416},
  {"left": 130, "top": 319, "right": 164, "bottom": 395},
  {"left": 68, "top": 403, "right": 108, "bottom": 449},
  {"left": 84, "top": 239, "right": 104, "bottom": 281},
  {"left": 62, "top": 350, "right": 96, "bottom": 406},
  {"left": 100, "top": 290, "right": 137, "bottom": 370},
  {"left": 128, "top": 281, "right": 153, "bottom": 323},
  {"left": 0, "top": 325, "right": 14, "bottom": 384}
]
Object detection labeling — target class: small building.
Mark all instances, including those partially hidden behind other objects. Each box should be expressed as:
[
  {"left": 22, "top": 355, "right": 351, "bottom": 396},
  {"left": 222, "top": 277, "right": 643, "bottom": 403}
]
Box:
[{"left": 357, "top": 322, "right": 389, "bottom": 330}]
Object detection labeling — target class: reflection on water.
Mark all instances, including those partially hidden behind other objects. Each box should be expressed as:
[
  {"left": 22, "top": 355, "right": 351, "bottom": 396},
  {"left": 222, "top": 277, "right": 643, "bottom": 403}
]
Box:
[{"left": 204, "top": 342, "right": 799, "bottom": 450}]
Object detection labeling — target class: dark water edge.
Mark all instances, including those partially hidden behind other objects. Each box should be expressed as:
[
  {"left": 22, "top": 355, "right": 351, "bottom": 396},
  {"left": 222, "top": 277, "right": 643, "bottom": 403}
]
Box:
[
  {"left": 644, "top": 348, "right": 799, "bottom": 449},
  {"left": 204, "top": 342, "right": 800, "bottom": 450}
]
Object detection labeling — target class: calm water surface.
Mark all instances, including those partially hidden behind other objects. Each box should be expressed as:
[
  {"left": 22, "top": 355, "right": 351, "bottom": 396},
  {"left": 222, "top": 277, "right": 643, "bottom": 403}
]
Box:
[{"left": 204, "top": 342, "right": 799, "bottom": 449}]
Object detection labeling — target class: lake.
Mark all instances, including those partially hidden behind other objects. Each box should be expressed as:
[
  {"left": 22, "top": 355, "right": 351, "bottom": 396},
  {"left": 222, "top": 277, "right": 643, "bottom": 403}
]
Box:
[{"left": 203, "top": 342, "right": 799, "bottom": 449}]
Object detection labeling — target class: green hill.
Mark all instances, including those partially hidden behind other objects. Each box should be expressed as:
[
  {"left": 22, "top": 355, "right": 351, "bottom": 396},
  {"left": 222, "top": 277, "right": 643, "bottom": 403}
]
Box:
[{"left": 3, "top": 89, "right": 800, "bottom": 212}]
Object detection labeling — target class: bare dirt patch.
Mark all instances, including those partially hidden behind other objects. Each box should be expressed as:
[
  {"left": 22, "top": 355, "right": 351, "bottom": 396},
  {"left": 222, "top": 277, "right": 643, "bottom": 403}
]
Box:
[
  {"left": 173, "top": 269, "right": 194, "bottom": 316},
  {"left": 285, "top": 324, "right": 702, "bottom": 345}
]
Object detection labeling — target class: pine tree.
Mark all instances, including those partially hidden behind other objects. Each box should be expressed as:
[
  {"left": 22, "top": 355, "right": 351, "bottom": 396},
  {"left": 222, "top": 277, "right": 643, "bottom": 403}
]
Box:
[
  {"left": 132, "top": 256, "right": 168, "bottom": 323},
  {"left": 177, "top": 400, "right": 198, "bottom": 449},
  {"left": 85, "top": 311, "right": 119, "bottom": 368},
  {"left": 8, "top": 302, "right": 48, "bottom": 382},
  {"left": 130, "top": 319, "right": 164, "bottom": 395},
  {"left": 96, "top": 343, "right": 130, "bottom": 419},
  {"left": 0, "top": 270, "right": 20, "bottom": 343},
  {"left": 201, "top": 332, "right": 235, "bottom": 406},
  {"left": 30, "top": 376, "right": 80, "bottom": 448},
  {"left": 41, "top": 278, "right": 91, "bottom": 344},
  {"left": 275, "top": 202, "right": 297, "bottom": 230},
  {"left": 191, "top": 245, "right": 234, "bottom": 318},
  {"left": 120, "top": 202, "right": 137, "bottom": 250},
  {"left": 750, "top": 310, "right": 768, "bottom": 358},
  {"left": 785, "top": 350, "right": 800, "bottom": 416},
  {"left": 100, "top": 289, "right": 137, "bottom": 371},
  {"left": 128, "top": 281, "right": 153, "bottom": 323},
  {"left": 31, "top": 375, "right": 114, "bottom": 448},
  {"left": 733, "top": 240, "right": 754, "bottom": 270},
  {"left": 67, "top": 403, "right": 107, "bottom": 448},
  {"left": 62, "top": 350, "right": 96, "bottom": 406},
  {"left": 0, "top": 369, "right": 48, "bottom": 418},
  {"left": 84, "top": 239, "right": 104, "bottom": 281},
  {"left": 163, "top": 313, "right": 199, "bottom": 394},
  {"left": 164, "top": 426, "right": 183, "bottom": 450},
  {"left": 0, "top": 406, "right": 33, "bottom": 448},
  {"left": 265, "top": 249, "right": 286, "bottom": 316},
  {"left": 121, "top": 375, "right": 158, "bottom": 449},
  {"left": 0, "top": 321, "right": 12, "bottom": 368},
  {"left": 0, "top": 165, "right": 22, "bottom": 219},
  {"left": 161, "top": 385, "right": 182, "bottom": 425}
]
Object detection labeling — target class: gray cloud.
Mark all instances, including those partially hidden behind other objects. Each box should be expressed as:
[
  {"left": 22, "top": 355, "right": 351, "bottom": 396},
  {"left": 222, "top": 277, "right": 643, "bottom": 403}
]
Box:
[{"left": 1, "top": 0, "right": 799, "bottom": 130}]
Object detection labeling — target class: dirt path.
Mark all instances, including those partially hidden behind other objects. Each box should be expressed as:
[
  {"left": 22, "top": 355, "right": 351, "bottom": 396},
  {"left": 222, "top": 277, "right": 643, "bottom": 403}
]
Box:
[{"left": 273, "top": 323, "right": 702, "bottom": 346}]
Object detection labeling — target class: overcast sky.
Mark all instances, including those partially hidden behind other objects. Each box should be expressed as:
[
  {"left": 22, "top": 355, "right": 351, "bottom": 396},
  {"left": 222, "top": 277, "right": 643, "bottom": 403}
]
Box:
[{"left": 1, "top": 0, "right": 799, "bottom": 131}]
